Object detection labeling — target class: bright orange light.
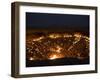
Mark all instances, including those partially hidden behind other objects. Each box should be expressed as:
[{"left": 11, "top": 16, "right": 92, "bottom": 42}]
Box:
[
  {"left": 63, "top": 34, "right": 72, "bottom": 38},
  {"left": 32, "top": 36, "right": 44, "bottom": 41},
  {"left": 56, "top": 46, "right": 62, "bottom": 53},
  {"left": 50, "top": 46, "right": 62, "bottom": 53},
  {"left": 48, "top": 34, "right": 61, "bottom": 38},
  {"left": 74, "top": 33, "right": 82, "bottom": 38},
  {"left": 49, "top": 53, "right": 65, "bottom": 60},
  {"left": 29, "top": 57, "right": 34, "bottom": 61},
  {"left": 49, "top": 54, "right": 58, "bottom": 60},
  {"left": 83, "top": 36, "right": 89, "bottom": 42}
]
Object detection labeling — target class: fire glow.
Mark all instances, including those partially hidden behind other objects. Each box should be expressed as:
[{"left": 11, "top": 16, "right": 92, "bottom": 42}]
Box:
[{"left": 26, "top": 32, "right": 89, "bottom": 61}]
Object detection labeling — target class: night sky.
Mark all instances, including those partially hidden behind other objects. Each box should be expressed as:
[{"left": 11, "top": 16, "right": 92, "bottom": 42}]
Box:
[{"left": 26, "top": 12, "right": 89, "bottom": 32}]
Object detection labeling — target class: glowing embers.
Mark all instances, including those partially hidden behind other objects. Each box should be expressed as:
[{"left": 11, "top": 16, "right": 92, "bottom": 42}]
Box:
[
  {"left": 50, "top": 46, "right": 62, "bottom": 53},
  {"left": 32, "top": 36, "right": 44, "bottom": 42},
  {"left": 63, "top": 33, "right": 72, "bottom": 38},
  {"left": 29, "top": 57, "right": 34, "bottom": 61},
  {"left": 49, "top": 46, "right": 64, "bottom": 60},
  {"left": 48, "top": 33, "right": 62, "bottom": 39},
  {"left": 48, "top": 33, "right": 72, "bottom": 39},
  {"left": 74, "top": 32, "right": 82, "bottom": 38},
  {"left": 48, "top": 53, "right": 65, "bottom": 60},
  {"left": 74, "top": 33, "right": 81, "bottom": 43},
  {"left": 49, "top": 54, "right": 58, "bottom": 60},
  {"left": 26, "top": 32, "right": 89, "bottom": 61},
  {"left": 49, "top": 54, "right": 63, "bottom": 60},
  {"left": 68, "top": 33, "right": 82, "bottom": 51}
]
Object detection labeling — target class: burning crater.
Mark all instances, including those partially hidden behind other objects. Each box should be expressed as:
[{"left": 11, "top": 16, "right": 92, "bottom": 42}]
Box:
[{"left": 26, "top": 32, "right": 89, "bottom": 62}]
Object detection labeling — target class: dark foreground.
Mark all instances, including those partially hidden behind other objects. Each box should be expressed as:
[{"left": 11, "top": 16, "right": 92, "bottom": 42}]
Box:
[{"left": 26, "top": 57, "right": 89, "bottom": 67}]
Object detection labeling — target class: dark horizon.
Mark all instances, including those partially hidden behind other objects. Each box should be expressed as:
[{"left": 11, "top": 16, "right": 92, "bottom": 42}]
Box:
[{"left": 26, "top": 12, "right": 89, "bottom": 32}]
